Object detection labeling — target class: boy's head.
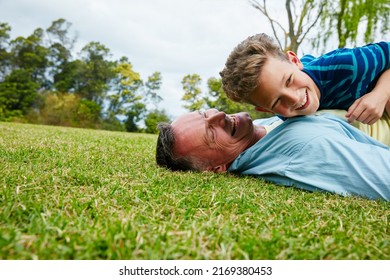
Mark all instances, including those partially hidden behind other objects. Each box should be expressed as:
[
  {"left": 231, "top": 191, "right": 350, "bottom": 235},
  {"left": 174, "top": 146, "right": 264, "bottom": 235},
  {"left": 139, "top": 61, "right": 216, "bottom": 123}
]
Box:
[
  {"left": 220, "top": 33, "right": 286, "bottom": 103},
  {"left": 220, "top": 33, "right": 320, "bottom": 117}
]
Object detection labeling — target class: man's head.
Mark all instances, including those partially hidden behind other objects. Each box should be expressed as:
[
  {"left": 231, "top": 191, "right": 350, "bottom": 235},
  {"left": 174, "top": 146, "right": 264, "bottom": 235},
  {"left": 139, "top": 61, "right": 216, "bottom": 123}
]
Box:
[
  {"left": 220, "top": 33, "right": 320, "bottom": 117},
  {"left": 156, "top": 109, "right": 265, "bottom": 172}
]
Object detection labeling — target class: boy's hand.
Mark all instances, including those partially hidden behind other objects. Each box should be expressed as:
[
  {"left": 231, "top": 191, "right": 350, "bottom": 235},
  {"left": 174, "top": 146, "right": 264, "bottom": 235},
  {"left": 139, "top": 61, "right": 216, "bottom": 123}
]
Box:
[{"left": 346, "top": 90, "right": 387, "bottom": 125}]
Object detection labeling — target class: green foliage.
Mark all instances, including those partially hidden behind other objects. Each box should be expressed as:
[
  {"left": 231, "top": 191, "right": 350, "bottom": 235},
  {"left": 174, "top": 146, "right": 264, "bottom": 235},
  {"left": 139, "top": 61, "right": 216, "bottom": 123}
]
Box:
[
  {"left": 9, "top": 28, "right": 50, "bottom": 87},
  {"left": 179, "top": 75, "right": 272, "bottom": 119},
  {"left": 46, "top": 18, "right": 77, "bottom": 91},
  {"left": 250, "top": 0, "right": 389, "bottom": 54},
  {"left": 318, "top": 0, "right": 389, "bottom": 48},
  {"left": 0, "top": 19, "right": 165, "bottom": 132},
  {"left": 181, "top": 74, "right": 204, "bottom": 111},
  {"left": 144, "top": 72, "right": 163, "bottom": 108},
  {"left": 35, "top": 92, "right": 101, "bottom": 128},
  {"left": 1, "top": 122, "right": 389, "bottom": 259},
  {"left": 76, "top": 99, "right": 102, "bottom": 126},
  {"left": 144, "top": 109, "right": 170, "bottom": 134},
  {"left": 100, "top": 118, "right": 125, "bottom": 132},
  {"left": 78, "top": 42, "right": 116, "bottom": 105},
  {"left": 125, "top": 103, "right": 147, "bottom": 132},
  {"left": 108, "top": 58, "right": 142, "bottom": 118},
  {"left": 0, "top": 69, "right": 39, "bottom": 120},
  {"left": 0, "top": 23, "right": 11, "bottom": 78},
  {"left": 53, "top": 59, "right": 85, "bottom": 93}
]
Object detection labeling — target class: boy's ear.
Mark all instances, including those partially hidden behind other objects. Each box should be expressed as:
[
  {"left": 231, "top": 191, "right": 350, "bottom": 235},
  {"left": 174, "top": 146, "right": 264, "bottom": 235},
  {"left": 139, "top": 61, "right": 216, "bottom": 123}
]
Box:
[
  {"left": 286, "top": 51, "right": 303, "bottom": 69},
  {"left": 255, "top": 106, "right": 273, "bottom": 113}
]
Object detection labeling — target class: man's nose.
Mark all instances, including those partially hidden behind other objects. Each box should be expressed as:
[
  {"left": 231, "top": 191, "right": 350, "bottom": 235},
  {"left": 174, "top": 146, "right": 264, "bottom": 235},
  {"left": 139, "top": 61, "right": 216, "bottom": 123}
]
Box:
[{"left": 206, "top": 111, "right": 226, "bottom": 126}]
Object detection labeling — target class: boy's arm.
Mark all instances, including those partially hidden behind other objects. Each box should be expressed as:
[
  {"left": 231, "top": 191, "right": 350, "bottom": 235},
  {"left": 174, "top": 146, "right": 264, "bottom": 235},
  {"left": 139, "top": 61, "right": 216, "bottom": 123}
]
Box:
[{"left": 346, "top": 69, "right": 390, "bottom": 124}]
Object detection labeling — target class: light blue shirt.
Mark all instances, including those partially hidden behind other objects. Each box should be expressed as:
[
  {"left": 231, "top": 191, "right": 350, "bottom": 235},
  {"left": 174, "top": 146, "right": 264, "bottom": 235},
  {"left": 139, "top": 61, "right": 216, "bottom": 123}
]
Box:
[{"left": 228, "top": 114, "right": 390, "bottom": 201}]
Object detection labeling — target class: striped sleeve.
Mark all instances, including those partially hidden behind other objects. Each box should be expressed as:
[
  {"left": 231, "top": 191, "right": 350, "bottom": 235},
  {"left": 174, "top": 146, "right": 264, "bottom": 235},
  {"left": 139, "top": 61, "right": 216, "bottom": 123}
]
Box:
[{"left": 302, "top": 42, "right": 390, "bottom": 109}]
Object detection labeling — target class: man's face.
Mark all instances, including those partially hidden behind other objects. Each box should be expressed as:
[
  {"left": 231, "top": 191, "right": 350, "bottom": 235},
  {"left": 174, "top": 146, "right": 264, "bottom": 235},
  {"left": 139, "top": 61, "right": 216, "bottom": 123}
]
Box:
[
  {"left": 249, "top": 52, "right": 321, "bottom": 117},
  {"left": 171, "top": 109, "right": 263, "bottom": 172}
]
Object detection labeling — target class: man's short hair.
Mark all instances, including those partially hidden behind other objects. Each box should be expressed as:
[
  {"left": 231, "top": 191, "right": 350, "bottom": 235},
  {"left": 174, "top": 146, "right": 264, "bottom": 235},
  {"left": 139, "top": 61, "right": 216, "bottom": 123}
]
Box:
[{"left": 156, "top": 122, "right": 202, "bottom": 171}]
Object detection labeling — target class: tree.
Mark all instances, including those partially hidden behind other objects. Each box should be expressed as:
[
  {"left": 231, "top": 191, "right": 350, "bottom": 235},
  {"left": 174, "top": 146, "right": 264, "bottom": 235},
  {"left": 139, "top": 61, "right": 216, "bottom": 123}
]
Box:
[
  {"left": 1, "top": 28, "right": 49, "bottom": 119},
  {"left": 125, "top": 102, "right": 146, "bottom": 132},
  {"left": 144, "top": 109, "right": 170, "bottom": 134},
  {"left": 46, "top": 18, "right": 77, "bottom": 91},
  {"left": 318, "top": 0, "right": 389, "bottom": 49},
  {"left": 0, "top": 69, "right": 39, "bottom": 119},
  {"left": 108, "top": 57, "right": 142, "bottom": 117},
  {"left": 144, "top": 72, "right": 163, "bottom": 109},
  {"left": 179, "top": 75, "right": 272, "bottom": 119},
  {"left": 53, "top": 59, "right": 85, "bottom": 93},
  {"left": 181, "top": 74, "right": 204, "bottom": 111},
  {"left": 249, "top": 0, "right": 389, "bottom": 54},
  {"left": 0, "top": 19, "right": 165, "bottom": 131},
  {"left": 249, "top": 0, "right": 327, "bottom": 53},
  {"left": 78, "top": 41, "right": 116, "bottom": 105},
  {"left": 0, "top": 22, "right": 11, "bottom": 80},
  {"left": 9, "top": 28, "right": 50, "bottom": 88}
]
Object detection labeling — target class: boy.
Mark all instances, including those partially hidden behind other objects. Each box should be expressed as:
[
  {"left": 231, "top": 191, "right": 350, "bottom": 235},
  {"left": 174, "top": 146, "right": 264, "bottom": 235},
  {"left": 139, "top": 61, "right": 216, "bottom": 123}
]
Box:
[{"left": 220, "top": 33, "right": 390, "bottom": 125}]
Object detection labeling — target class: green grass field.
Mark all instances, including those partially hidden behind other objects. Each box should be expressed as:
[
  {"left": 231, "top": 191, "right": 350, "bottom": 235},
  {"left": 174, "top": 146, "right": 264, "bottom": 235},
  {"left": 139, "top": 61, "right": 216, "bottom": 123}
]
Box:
[{"left": 0, "top": 122, "right": 389, "bottom": 260}]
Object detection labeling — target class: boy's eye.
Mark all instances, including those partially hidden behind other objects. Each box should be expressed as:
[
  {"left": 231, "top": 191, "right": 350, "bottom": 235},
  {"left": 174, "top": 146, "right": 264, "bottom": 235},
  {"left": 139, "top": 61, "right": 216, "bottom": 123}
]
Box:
[{"left": 271, "top": 98, "right": 280, "bottom": 109}]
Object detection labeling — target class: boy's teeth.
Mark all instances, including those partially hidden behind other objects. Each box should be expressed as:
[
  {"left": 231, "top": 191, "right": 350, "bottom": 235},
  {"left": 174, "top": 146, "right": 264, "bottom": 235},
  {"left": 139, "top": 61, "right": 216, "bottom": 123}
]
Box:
[{"left": 298, "top": 94, "right": 307, "bottom": 109}]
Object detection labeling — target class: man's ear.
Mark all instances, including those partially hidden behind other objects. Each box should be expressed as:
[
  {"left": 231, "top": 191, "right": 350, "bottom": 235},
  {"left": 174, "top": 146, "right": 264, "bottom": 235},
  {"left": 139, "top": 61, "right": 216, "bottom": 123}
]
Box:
[
  {"left": 255, "top": 106, "right": 273, "bottom": 113},
  {"left": 208, "top": 165, "right": 227, "bottom": 173},
  {"left": 286, "top": 51, "right": 303, "bottom": 69}
]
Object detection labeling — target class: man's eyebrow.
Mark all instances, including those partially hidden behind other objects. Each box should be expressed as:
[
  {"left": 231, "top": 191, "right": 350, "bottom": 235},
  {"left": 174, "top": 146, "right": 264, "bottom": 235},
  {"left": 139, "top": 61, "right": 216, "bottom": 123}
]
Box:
[
  {"left": 281, "top": 72, "right": 287, "bottom": 86},
  {"left": 199, "top": 111, "right": 213, "bottom": 145}
]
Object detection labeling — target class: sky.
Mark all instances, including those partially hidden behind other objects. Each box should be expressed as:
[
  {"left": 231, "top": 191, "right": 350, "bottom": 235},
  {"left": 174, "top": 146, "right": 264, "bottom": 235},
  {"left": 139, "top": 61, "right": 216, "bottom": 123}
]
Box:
[{"left": 0, "top": 0, "right": 280, "bottom": 118}]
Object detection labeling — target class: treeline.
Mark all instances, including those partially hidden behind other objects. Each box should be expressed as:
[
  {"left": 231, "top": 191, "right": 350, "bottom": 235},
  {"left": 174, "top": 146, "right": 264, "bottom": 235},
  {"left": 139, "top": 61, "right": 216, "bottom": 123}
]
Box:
[
  {"left": 0, "top": 18, "right": 171, "bottom": 133},
  {"left": 0, "top": 18, "right": 270, "bottom": 133}
]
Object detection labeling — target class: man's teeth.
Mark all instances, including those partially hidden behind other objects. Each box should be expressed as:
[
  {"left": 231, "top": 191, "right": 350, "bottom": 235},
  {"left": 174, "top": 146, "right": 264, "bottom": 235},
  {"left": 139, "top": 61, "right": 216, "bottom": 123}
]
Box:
[{"left": 230, "top": 116, "right": 237, "bottom": 136}]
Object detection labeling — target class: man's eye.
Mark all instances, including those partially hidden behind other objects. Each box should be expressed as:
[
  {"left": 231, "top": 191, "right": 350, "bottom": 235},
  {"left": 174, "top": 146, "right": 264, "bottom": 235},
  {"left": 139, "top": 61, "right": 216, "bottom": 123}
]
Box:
[
  {"left": 207, "top": 127, "right": 215, "bottom": 142},
  {"left": 286, "top": 74, "right": 293, "bottom": 86}
]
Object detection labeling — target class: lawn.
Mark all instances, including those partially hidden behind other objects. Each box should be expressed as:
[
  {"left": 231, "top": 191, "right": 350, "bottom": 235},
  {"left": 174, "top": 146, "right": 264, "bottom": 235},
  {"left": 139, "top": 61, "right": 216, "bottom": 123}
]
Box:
[{"left": 0, "top": 122, "right": 389, "bottom": 259}]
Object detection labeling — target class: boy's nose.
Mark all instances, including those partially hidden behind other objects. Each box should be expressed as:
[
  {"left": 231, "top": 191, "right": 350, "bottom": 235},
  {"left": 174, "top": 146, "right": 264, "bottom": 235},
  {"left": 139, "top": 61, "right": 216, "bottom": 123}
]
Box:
[{"left": 282, "top": 92, "right": 300, "bottom": 106}]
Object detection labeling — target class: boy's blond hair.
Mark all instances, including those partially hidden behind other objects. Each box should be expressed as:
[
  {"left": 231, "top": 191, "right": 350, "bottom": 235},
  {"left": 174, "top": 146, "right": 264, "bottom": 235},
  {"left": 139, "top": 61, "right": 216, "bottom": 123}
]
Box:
[{"left": 220, "top": 33, "right": 287, "bottom": 103}]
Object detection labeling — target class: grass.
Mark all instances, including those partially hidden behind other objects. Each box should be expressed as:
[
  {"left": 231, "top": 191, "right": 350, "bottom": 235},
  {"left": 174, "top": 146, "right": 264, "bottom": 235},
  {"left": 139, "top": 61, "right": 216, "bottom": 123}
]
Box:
[{"left": 0, "top": 122, "right": 389, "bottom": 260}]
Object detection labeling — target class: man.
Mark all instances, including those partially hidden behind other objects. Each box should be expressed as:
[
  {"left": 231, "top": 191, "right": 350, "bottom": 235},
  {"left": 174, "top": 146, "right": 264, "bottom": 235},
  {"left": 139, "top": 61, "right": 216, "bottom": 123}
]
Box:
[{"left": 156, "top": 109, "right": 390, "bottom": 201}]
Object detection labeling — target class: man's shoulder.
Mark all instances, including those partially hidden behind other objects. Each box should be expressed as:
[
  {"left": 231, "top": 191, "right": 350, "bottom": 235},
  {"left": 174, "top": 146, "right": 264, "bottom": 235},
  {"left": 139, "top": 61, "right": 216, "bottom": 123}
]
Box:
[
  {"left": 256, "top": 115, "right": 343, "bottom": 151},
  {"left": 282, "top": 114, "right": 343, "bottom": 131}
]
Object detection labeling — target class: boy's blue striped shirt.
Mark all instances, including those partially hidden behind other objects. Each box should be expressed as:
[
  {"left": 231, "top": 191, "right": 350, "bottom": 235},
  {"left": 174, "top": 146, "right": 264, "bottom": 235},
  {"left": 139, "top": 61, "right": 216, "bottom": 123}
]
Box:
[{"left": 301, "top": 42, "right": 390, "bottom": 109}]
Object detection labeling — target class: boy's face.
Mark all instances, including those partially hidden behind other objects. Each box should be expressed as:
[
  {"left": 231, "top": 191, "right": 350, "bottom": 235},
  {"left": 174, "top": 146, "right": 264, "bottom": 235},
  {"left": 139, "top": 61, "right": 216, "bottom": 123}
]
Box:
[{"left": 249, "top": 52, "right": 321, "bottom": 117}]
